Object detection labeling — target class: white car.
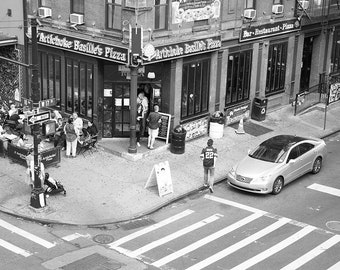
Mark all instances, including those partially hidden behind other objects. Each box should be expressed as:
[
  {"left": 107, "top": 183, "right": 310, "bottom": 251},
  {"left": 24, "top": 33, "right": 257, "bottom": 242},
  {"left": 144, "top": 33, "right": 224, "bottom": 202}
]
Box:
[{"left": 227, "top": 135, "right": 327, "bottom": 195}]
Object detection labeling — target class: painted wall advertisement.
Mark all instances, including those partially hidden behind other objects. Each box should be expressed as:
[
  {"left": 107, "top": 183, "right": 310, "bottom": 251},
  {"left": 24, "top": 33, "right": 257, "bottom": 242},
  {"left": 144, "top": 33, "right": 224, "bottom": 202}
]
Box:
[
  {"left": 172, "top": 0, "right": 221, "bottom": 24},
  {"left": 225, "top": 102, "right": 251, "bottom": 126},
  {"left": 329, "top": 82, "right": 340, "bottom": 104},
  {"left": 182, "top": 116, "right": 209, "bottom": 140}
]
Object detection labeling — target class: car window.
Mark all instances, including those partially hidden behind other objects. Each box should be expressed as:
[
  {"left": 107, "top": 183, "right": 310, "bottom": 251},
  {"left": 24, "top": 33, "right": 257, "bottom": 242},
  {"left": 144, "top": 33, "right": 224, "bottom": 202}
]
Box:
[
  {"left": 299, "top": 143, "right": 314, "bottom": 155},
  {"left": 249, "top": 145, "right": 286, "bottom": 163},
  {"left": 287, "top": 146, "right": 299, "bottom": 161}
]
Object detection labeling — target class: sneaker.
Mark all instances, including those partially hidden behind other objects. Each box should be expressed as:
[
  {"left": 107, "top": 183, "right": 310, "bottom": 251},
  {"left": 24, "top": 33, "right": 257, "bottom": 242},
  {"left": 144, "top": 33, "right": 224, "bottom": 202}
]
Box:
[
  {"left": 150, "top": 146, "right": 154, "bottom": 150},
  {"left": 137, "top": 142, "right": 141, "bottom": 147},
  {"left": 209, "top": 186, "right": 214, "bottom": 193},
  {"left": 203, "top": 183, "right": 209, "bottom": 188}
]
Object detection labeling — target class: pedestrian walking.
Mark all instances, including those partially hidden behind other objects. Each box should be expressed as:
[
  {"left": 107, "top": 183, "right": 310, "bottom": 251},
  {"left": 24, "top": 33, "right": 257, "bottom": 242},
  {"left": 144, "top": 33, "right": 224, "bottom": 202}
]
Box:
[
  {"left": 146, "top": 105, "right": 162, "bottom": 149},
  {"left": 200, "top": 139, "right": 218, "bottom": 193},
  {"left": 64, "top": 118, "right": 77, "bottom": 158}
]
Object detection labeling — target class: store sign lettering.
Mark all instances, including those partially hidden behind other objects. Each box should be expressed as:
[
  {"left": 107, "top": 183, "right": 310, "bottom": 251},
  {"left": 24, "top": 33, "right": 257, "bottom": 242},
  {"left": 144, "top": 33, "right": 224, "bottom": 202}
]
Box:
[
  {"left": 38, "top": 31, "right": 128, "bottom": 64},
  {"left": 240, "top": 19, "right": 300, "bottom": 42}
]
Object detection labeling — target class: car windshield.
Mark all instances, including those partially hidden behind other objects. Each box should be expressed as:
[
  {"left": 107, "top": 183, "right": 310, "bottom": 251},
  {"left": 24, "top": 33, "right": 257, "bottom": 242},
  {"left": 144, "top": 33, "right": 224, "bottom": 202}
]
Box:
[{"left": 249, "top": 144, "right": 287, "bottom": 163}]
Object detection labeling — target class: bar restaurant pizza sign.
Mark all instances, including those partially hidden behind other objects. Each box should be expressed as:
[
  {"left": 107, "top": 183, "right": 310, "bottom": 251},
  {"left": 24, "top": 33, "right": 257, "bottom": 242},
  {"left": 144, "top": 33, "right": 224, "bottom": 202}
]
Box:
[
  {"left": 38, "top": 30, "right": 128, "bottom": 64},
  {"left": 143, "top": 36, "right": 221, "bottom": 64},
  {"left": 240, "top": 19, "right": 300, "bottom": 42}
]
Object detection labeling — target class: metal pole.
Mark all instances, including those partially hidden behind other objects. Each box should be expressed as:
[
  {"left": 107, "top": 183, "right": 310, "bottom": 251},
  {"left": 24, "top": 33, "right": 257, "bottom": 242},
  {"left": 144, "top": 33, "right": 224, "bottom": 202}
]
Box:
[
  {"left": 128, "top": 66, "right": 138, "bottom": 153},
  {"left": 30, "top": 17, "right": 46, "bottom": 208}
]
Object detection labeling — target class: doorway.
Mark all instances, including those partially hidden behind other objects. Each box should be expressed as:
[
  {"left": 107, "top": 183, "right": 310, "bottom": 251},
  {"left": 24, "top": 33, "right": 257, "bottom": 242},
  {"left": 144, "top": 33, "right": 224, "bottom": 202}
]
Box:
[{"left": 300, "top": 37, "right": 314, "bottom": 92}]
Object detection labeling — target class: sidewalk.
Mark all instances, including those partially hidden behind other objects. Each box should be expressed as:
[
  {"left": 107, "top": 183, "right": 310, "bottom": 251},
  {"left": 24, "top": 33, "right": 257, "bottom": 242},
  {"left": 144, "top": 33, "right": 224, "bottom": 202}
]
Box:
[{"left": 0, "top": 102, "right": 339, "bottom": 226}]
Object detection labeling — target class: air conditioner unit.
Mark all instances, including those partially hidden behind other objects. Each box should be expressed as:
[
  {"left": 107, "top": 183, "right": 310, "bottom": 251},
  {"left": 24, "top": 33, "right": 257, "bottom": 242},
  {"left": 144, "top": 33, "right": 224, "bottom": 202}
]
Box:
[
  {"left": 70, "top": 13, "right": 84, "bottom": 25},
  {"left": 38, "top": 7, "right": 52, "bottom": 18},
  {"left": 272, "top": 4, "right": 284, "bottom": 14},
  {"left": 243, "top": 9, "right": 256, "bottom": 20},
  {"left": 298, "top": 0, "right": 309, "bottom": 10}
]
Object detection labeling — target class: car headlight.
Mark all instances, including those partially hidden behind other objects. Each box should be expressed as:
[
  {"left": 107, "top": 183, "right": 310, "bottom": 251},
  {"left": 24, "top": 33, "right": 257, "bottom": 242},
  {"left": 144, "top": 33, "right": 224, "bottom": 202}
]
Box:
[{"left": 229, "top": 167, "right": 236, "bottom": 178}]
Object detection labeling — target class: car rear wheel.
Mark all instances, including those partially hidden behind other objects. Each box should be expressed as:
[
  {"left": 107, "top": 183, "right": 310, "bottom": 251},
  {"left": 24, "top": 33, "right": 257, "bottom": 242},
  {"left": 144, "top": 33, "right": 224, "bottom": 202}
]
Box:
[
  {"left": 312, "top": 157, "right": 322, "bottom": 174},
  {"left": 272, "top": 177, "right": 284, "bottom": 195}
]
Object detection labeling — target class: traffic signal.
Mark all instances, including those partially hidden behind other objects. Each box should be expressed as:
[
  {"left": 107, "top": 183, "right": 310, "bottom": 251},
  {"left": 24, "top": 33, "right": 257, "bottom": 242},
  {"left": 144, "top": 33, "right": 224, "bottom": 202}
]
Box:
[{"left": 130, "top": 53, "right": 142, "bottom": 67}]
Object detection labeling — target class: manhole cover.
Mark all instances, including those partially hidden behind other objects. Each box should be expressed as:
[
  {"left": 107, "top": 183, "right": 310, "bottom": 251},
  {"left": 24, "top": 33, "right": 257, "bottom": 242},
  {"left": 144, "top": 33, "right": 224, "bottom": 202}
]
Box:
[
  {"left": 326, "top": 221, "right": 340, "bottom": 232},
  {"left": 93, "top": 234, "right": 115, "bottom": 244}
]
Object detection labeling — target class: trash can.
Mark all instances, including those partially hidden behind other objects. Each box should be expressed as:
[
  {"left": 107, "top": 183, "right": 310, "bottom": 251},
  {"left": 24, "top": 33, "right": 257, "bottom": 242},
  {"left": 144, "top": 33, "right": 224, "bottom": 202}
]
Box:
[
  {"left": 251, "top": 97, "right": 268, "bottom": 121},
  {"left": 170, "top": 126, "right": 187, "bottom": 154},
  {"left": 209, "top": 111, "right": 225, "bottom": 139}
]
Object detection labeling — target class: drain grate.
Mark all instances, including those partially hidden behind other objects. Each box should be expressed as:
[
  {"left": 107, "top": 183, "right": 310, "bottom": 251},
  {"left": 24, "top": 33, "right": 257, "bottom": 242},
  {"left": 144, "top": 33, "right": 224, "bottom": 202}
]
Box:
[
  {"left": 119, "top": 218, "right": 156, "bottom": 231},
  {"left": 62, "top": 253, "right": 122, "bottom": 270},
  {"left": 93, "top": 234, "right": 115, "bottom": 244},
  {"left": 326, "top": 221, "right": 340, "bottom": 232}
]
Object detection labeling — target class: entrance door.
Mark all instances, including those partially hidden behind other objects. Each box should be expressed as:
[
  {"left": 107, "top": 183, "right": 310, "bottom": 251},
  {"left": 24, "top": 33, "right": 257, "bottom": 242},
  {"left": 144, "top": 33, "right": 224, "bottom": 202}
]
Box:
[
  {"left": 300, "top": 37, "right": 314, "bottom": 92},
  {"left": 103, "top": 82, "right": 130, "bottom": 137}
]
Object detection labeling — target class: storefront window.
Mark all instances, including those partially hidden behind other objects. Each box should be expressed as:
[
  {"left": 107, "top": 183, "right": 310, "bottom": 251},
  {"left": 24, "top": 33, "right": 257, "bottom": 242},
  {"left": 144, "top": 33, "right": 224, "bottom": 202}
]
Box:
[
  {"left": 155, "top": 0, "right": 168, "bottom": 30},
  {"left": 71, "top": 0, "right": 84, "bottom": 14},
  {"left": 106, "top": 0, "right": 122, "bottom": 30},
  {"left": 65, "top": 58, "right": 94, "bottom": 118},
  {"left": 181, "top": 59, "right": 210, "bottom": 119},
  {"left": 225, "top": 50, "right": 252, "bottom": 106},
  {"left": 330, "top": 30, "right": 340, "bottom": 74},
  {"left": 39, "top": 52, "right": 61, "bottom": 108},
  {"left": 266, "top": 42, "right": 287, "bottom": 95}
]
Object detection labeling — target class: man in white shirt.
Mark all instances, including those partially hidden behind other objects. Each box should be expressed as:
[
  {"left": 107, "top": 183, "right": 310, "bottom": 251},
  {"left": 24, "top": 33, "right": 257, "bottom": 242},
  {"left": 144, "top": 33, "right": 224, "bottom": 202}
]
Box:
[
  {"left": 137, "top": 91, "right": 149, "bottom": 137},
  {"left": 72, "top": 112, "right": 83, "bottom": 136}
]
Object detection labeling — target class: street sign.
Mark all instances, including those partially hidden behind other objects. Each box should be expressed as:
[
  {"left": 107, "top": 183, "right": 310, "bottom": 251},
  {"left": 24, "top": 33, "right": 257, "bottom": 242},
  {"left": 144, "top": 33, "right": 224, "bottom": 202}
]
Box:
[
  {"left": 27, "top": 111, "right": 51, "bottom": 125},
  {"left": 39, "top": 98, "right": 56, "bottom": 108}
]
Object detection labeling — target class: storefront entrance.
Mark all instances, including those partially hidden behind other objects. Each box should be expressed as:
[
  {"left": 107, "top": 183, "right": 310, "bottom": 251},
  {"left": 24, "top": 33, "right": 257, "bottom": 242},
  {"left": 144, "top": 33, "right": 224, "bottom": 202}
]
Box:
[{"left": 300, "top": 36, "right": 314, "bottom": 92}]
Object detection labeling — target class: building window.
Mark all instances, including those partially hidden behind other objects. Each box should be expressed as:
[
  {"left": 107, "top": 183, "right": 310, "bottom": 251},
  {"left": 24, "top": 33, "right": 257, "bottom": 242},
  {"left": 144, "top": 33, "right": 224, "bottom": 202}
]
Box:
[
  {"left": 155, "top": 0, "right": 168, "bottom": 30},
  {"left": 245, "top": 0, "right": 256, "bottom": 9},
  {"left": 39, "top": 0, "right": 51, "bottom": 7},
  {"left": 181, "top": 59, "right": 210, "bottom": 119},
  {"left": 71, "top": 0, "right": 84, "bottom": 14},
  {"left": 106, "top": 0, "right": 122, "bottom": 30},
  {"left": 125, "top": 0, "right": 146, "bottom": 8},
  {"left": 331, "top": 30, "right": 340, "bottom": 74},
  {"left": 225, "top": 50, "right": 252, "bottom": 106},
  {"left": 39, "top": 52, "right": 61, "bottom": 108},
  {"left": 65, "top": 58, "right": 94, "bottom": 118},
  {"left": 266, "top": 42, "right": 287, "bottom": 95},
  {"left": 273, "top": 0, "right": 282, "bottom": 4}
]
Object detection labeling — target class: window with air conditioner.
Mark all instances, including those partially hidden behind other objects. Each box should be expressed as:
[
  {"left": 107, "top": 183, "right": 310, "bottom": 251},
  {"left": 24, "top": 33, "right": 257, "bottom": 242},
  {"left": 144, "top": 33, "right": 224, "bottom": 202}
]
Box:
[
  {"left": 38, "top": 7, "right": 52, "bottom": 18},
  {"left": 298, "top": 0, "right": 309, "bottom": 10},
  {"left": 70, "top": 13, "right": 84, "bottom": 25},
  {"left": 71, "top": 0, "right": 84, "bottom": 14},
  {"left": 245, "top": 0, "right": 256, "bottom": 9},
  {"left": 243, "top": 9, "right": 256, "bottom": 20},
  {"left": 272, "top": 4, "right": 284, "bottom": 14}
]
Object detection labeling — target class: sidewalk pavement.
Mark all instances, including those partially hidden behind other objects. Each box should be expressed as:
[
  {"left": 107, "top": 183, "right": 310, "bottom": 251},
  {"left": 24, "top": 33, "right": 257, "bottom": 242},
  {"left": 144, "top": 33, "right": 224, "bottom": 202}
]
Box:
[{"left": 0, "top": 102, "right": 339, "bottom": 226}]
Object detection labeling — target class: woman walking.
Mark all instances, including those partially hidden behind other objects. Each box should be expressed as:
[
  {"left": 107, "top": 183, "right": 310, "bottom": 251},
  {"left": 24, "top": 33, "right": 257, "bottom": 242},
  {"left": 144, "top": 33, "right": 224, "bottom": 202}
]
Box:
[{"left": 64, "top": 118, "right": 77, "bottom": 158}]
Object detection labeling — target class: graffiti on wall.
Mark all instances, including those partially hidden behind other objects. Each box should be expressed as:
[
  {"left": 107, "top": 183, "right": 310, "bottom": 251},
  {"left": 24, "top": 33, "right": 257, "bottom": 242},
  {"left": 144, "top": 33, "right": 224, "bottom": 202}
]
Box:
[
  {"left": 329, "top": 82, "right": 340, "bottom": 104},
  {"left": 182, "top": 117, "right": 209, "bottom": 140},
  {"left": 225, "top": 102, "right": 251, "bottom": 125}
]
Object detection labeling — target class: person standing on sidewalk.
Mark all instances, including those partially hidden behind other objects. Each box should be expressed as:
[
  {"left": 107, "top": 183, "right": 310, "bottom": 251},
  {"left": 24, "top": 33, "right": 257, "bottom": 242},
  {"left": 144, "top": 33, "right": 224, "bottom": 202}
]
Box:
[
  {"left": 146, "top": 105, "right": 162, "bottom": 149},
  {"left": 200, "top": 139, "right": 218, "bottom": 193},
  {"left": 64, "top": 118, "right": 77, "bottom": 158}
]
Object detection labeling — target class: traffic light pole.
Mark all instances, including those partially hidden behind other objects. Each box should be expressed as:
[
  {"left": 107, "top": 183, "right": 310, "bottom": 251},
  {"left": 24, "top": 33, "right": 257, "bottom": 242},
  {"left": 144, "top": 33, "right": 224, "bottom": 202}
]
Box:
[
  {"left": 30, "top": 17, "right": 46, "bottom": 208},
  {"left": 128, "top": 66, "right": 138, "bottom": 154}
]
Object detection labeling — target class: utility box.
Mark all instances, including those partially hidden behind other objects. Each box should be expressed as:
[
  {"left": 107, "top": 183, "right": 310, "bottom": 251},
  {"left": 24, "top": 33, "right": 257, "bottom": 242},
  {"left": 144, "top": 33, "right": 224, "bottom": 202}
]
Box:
[{"left": 251, "top": 97, "right": 268, "bottom": 121}]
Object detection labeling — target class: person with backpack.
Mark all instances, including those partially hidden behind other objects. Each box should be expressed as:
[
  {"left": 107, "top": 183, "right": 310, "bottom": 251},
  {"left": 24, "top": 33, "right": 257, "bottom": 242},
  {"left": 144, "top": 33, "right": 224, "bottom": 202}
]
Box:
[{"left": 200, "top": 139, "right": 218, "bottom": 193}]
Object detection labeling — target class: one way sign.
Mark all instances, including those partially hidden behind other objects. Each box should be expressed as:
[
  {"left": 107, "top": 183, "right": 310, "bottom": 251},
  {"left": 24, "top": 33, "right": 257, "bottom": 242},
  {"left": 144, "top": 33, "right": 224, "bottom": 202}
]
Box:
[{"left": 27, "top": 111, "right": 51, "bottom": 125}]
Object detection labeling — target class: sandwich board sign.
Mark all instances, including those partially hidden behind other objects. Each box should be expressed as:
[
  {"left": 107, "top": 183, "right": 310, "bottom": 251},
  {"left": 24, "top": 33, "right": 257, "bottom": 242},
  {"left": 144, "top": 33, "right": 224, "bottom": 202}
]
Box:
[{"left": 145, "top": 161, "right": 173, "bottom": 197}]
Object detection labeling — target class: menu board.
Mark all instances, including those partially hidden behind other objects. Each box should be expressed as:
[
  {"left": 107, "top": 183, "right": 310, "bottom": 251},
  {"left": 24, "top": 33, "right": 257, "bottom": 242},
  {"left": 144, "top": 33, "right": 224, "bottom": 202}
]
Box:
[{"left": 157, "top": 112, "right": 171, "bottom": 144}]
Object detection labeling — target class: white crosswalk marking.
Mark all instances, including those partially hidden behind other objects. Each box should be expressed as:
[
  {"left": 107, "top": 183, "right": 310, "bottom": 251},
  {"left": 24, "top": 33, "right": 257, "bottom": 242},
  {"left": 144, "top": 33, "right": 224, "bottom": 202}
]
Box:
[
  {"left": 328, "top": 260, "right": 340, "bottom": 270},
  {"left": 128, "top": 214, "right": 223, "bottom": 258},
  {"left": 185, "top": 217, "right": 291, "bottom": 270},
  {"left": 307, "top": 183, "right": 340, "bottom": 197},
  {"left": 0, "top": 219, "right": 56, "bottom": 249},
  {"left": 230, "top": 225, "right": 316, "bottom": 270},
  {"left": 281, "top": 234, "right": 340, "bottom": 270},
  {"left": 152, "top": 212, "right": 264, "bottom": 267},
  {"left": 108, "top": 209, "right": 194, "bottom": 249},
  {"left": 0, "top": 239, "right": 32, "bottom": 257}
]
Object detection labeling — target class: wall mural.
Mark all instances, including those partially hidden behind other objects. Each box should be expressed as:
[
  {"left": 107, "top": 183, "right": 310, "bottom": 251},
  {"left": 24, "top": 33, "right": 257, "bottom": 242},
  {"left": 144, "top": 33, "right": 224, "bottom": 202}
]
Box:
[
  {"left": 172, "top": 0, "right": 221, "bottom": 24},
  {"left": 182, "top": 117, "right": 209, "bottom": 140}
]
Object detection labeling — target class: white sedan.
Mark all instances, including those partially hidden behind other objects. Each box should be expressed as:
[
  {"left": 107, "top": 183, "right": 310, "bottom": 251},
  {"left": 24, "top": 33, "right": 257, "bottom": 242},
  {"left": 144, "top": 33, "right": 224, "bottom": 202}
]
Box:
[{"left": 227, "top": 135, "right": 327, "bottom": 195}]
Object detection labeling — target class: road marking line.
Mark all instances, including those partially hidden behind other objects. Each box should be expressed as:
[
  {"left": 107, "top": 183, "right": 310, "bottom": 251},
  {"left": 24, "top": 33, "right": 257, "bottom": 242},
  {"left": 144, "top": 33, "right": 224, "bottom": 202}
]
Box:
[
  {"left": 281, "top": 234, "right": 340, "bottom": 270},
  {"left": 0, "top": 219, "right": 56, "bottom": 249},
  {"left": 108, "top": 209, "right": 194, "bottom": 249},
  {"left": 62, "top": 233, "right": 91, "bottom": 241},
  {"left": 328, "top": 260, "right": 340, "bottom": 270},
  {"left": 230, "top": 225, "right": 316, "bottom": 270},
  {"left": 307, "top": 183, "right": 340, "bottom": 197},
  {"left": 152, "top": 212, "right": 263, "bottom": 268},
  {"left": 204, "top": 195, "right": 267, "bottom": 215},
  {"left": 185, "top": 217, "right": 291, "bottom": 270},
  {"left": 128, "top": 214, "right": 223, "bottom": 258},
  {"left": 0, "top": 239, "right": 32, "bottom": 257}
]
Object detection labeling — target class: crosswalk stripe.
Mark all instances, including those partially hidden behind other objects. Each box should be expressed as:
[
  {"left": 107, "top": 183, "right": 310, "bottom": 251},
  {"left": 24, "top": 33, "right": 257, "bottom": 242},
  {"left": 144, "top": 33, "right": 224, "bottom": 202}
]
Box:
[
  {"left": 328, "top": 260, "right": 340, "bottom": 270},
  {"left": 108, "top": 209, "right": 194, "bottom": 249},
  {"left": 152, "top": 212, "right": 263, "bottom": 268},
  {"left": 185, "top": 217, "right": 291, "bottom": 270},
  {"left": 281, "top": 234, "right": 340, "bottom": 270},
  {"left": 0, "top": 239, "right": 32, "bottom": 257},
  {"left": 204, "top": 195, "right": 267, "bottom": 215},
  {"left": 0, "top": 219, "right": 56, "bottom": 249},
  {"left": 307, "top": 183, "right": 340, "bottom": 197},
  {"left": 128, "top": 214, "right": 223, "bottom": 258},
  {"left": 230, "top": 225, "right": 316, "bottom": 270}
]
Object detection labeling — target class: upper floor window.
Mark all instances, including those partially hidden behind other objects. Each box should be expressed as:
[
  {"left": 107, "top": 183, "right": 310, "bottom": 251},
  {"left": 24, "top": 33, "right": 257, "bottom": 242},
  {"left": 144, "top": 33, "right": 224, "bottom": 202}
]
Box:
[
  {"left": 39, "top": 0, "right": 51, "bottom": 7},
  {"left": 125, "top": 0, "right": 146, "bottom": 8},
  {"left": 106, "top": 0, "right": 122, "bottom": 30},
  {"left": 72, "top": 0, "right": 84, "bottom": 14},
  {"left": 155, "top": 0, "right": 168, "bottom": 30},
  {"left": 273, "top": 0, "right": 282, "bottom": 4},
  {"left": 245, "top": 0, "right": 256, "bottom": 9}
]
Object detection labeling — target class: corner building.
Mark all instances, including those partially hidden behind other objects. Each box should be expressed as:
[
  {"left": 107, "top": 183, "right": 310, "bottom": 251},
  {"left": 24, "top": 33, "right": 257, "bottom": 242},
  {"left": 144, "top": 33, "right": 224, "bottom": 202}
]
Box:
[{"left": 26, "top": 0, "right": 340, "bottom": 140}]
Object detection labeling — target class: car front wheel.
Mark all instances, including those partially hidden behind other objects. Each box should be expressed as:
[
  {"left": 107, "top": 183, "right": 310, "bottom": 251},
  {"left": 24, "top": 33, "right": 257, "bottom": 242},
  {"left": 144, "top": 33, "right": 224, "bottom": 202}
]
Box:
[
  {"left": 272, "top": 177, "right": 284, "bottom": 195},
  {"left": 312, "top": 157, "right": 322, "bottom": 174}
]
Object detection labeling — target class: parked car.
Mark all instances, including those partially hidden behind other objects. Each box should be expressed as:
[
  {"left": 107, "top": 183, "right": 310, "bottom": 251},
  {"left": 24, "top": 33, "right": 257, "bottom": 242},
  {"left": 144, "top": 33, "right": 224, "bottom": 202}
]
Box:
[{"left": 227, "top": 135, "right": 327, "bottom": 195}]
